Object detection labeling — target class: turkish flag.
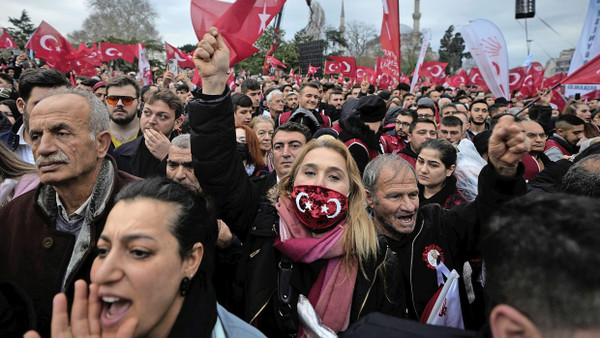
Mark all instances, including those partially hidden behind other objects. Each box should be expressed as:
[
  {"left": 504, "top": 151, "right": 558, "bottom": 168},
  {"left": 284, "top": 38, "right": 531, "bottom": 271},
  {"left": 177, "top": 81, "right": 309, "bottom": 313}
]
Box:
[
  {"left": 0, "top": 29, "right": 17, "bottom": 49},
  {"left": 99, "top": 42, "right": 137, "bottom": 63},
  {"left": 70, "top": 42, "right": 102, "bottom": 67},
  {"left": 379, "top": 73, "right": 394, "bottom": 90},
  {"left": 165, "top": 42, "right": 195, "bottom": 68},
  {"left": 376, "top": 57, "right": 396, "bottom": 79},
  {"left": 508, "top": 66, "right": 527, "bottom": 92},
  {"left": 380, "top": 0, "right": 400, "bottom": 78},
  {"left": 467, "top": 68, "right": 487, "bottom": 90},
  {"left": 191, "top": 0, "right": 286, "bottom": 66},
  {"left": 307, "top": 64, "right": 320, "bottom": 75},
  {"left": 329, "top": 56, "right": 356, "bottom": 78},
  {"left": 26, "top": 21, "right": 76, "bottom": 61},
  {"left": 399, "top": 73, "right": 410, "bottom": 84},
  {"left": 295, "top": 74, "right": 301, "bottom": 86},
  {"left": 420, "top": 61, "right": 448, "bottom": 84},
  {"left": 446, "top": 69, "right": 467, "bottom": 88},
  {"left": 520, "top": 62, "right": 545, "bottom": 98},
  {"left": 356, "top": 66, "right": 376, "bottom": 84},
  {"left": 227, "top": 69, "right": 236, "bottom": 89},
  {"left": 543, "top": 72, "right": 564, "bottom": 89},
  {"left": 562, "top": 52, "right": 600, "bottom": 84},
  {"left": 266, "top": 55, "right": 286, "bottom": 69},
  {"left": 337, "top": 73, "right": 344, "bottom": 84},
  {"left": 324, "top": 60, "right": 341, "bottom": 74}
]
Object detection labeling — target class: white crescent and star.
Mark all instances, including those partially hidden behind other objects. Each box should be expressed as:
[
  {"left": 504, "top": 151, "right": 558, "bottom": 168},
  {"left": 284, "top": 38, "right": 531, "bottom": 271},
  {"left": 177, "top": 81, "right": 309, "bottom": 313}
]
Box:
[
  {"left": 40, "top": 35, "right": 58, "bottom": 51},
  {"left": 5, "top": 38, "right": 13, "bottom": 47},
  {"left": 295, "top": 192, "right": 309, "bottom": 212},
  {"left": 174, "top": 52, "right": 187, "bottom": 62},
  {"left": 509, "top": 73, "right": 521, "bottom": 86},
  {"left": 258, "top": 2, "right": 271, "bottom": 34},
  {"left": 326, "top": 198, "right": 342, "bottom": 218},
  {"left": 105, "top": 47, "right": 118, "bottom": 56},
  {"left": 341, "top": 61, "right": 351, "bottom": 73},
  {"left": 429, "top": 65, "right": 442, "bottom": 78},
  {"left": 326, "top": 62, "right": 339, "bottom": 73}
]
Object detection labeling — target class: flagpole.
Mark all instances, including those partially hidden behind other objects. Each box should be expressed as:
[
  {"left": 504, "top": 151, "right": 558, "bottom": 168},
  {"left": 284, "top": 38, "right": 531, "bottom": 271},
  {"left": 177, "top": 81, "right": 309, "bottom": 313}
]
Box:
[
  {"left": 396, "top": 0, "right": 401, "bottom": 81},
  {"left": 517, "top": 81, "right": 562, "bottom": 114}
]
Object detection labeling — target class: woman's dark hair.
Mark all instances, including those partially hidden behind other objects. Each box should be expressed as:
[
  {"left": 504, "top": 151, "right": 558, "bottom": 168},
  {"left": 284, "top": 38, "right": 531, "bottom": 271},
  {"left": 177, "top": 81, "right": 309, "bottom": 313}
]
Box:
[
  {"left": 0, "top": 99, "right": 21, "bottom": 121},
  {"left": 114, "top": 177, "right": 218, "bottom": 261},
  {"left": 418, "top": 139, "right": 457, "bottom": 169}
]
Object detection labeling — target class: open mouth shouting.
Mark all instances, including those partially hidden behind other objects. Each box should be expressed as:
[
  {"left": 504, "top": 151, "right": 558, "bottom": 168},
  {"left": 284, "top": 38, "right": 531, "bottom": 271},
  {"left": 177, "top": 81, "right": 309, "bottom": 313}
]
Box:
[{"left": 100, "top": 295, "right": 132, "bottom": 328}]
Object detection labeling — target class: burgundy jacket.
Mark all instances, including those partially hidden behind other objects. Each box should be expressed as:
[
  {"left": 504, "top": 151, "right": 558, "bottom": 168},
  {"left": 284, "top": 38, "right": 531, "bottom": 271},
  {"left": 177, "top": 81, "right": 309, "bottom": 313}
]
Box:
[{"left": 0, "top": 157, "right": 138, "bottom": 334}]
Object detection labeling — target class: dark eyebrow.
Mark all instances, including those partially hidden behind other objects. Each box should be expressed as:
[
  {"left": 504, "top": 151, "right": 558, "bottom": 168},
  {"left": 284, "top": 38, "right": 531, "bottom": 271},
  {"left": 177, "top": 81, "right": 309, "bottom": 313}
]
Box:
[
  {"left": 167, "top": 160, "right": 193, "bottom": 166},
  {"left": 99, "top": 233, "right": 157, "bottom": 243}
]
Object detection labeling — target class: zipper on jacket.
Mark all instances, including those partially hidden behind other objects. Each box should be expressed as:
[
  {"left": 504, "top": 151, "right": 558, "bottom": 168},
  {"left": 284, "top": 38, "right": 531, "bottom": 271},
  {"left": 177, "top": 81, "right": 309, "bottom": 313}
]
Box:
[
  {"left": 250, "top": 290, "right": 275, "bottom": 324},
  {"left": 357, "top": 248, "right": 389, "bottom": 318},
  {"left": 409, "top": 219, "right": 424, "bottom": 319}
]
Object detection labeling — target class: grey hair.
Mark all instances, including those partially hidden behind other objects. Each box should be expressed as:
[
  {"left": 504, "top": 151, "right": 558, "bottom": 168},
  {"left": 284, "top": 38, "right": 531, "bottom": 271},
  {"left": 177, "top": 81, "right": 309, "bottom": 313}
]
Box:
[
  {"left": 266, "top": 89, "right": 283, "bottom": 103},
  {"left": 561, "top": 154, "right": 600, "bottom": 198},
  {"left": 171, "top": 133, "right": 191, "bottom": 149},
  {"left": 363, "top": 154, "right": 417, "bottom": 198},
  {"left": 24, "top": 88, "right": 109, "bottom": 140}
]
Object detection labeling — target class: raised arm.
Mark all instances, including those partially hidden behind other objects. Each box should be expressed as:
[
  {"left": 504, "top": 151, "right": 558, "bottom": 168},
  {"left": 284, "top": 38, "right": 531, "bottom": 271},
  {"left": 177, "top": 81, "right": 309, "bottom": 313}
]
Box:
[{"left": 188, "top": 28, "right": 258, "bottom": 240}]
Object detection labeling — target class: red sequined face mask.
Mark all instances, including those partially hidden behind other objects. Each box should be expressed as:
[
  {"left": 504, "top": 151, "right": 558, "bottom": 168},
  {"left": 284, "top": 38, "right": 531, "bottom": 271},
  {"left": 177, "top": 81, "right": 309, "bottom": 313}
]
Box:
[{"left": 291, "top": 185, "right": 349, "bottom": 232}]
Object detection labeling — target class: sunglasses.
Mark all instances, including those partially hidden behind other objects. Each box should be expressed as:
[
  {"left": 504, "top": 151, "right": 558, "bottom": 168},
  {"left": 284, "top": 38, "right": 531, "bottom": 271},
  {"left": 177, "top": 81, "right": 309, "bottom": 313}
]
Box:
[{"left": 106, "top": 95, "right": 137, "bottom": 106}]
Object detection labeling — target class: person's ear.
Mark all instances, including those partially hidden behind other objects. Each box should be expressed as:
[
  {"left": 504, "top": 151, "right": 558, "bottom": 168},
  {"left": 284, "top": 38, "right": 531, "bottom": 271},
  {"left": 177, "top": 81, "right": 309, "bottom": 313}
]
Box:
[
  {"left": 365, "top": 189, "right": 375, "bottom": 209},
  {"left": 183, "top": 242, "right": 204, "bottom": 278},
  {"left": 174, "top": 115, "right": 184, "bottom": 130},
  {"left": 95, "top": 130, "right": 111, "bottom": 158},
  {"left": 556, "top": 128, "right": 564, "bottom": 137},
  {"left": 489, "top": 304, "right": 542, "bottom": 338},
  {"left": 16, "top": 97, "right": 26, "bottom": 116},
  {"left": 446, "top": 164, "right": 456, "bottom": 177}
]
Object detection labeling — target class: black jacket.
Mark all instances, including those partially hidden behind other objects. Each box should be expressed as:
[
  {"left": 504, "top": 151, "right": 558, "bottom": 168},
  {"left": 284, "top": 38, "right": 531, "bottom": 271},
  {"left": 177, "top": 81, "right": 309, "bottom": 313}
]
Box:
[
  {"left": 188, "top": 89, "right": 405, "bottom": 336},
  {"left": 113, "top": 136, "right": 166, "bottom": 178},
  {"left": 387, "top": 163, "right": 526, "bottom": 328},
  {"left": 337, "top": 113, "right": 384, "bottom": 174}
]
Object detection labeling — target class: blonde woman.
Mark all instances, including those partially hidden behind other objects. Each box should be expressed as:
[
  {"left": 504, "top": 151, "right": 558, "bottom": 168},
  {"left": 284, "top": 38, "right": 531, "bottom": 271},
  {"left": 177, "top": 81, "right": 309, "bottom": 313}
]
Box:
[{"left": 188, "top": 28, "right": 404, "bottom": 337}]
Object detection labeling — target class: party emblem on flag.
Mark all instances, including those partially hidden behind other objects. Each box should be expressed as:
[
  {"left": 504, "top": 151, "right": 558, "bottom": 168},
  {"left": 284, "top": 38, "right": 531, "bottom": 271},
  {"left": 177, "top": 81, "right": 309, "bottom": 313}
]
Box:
[{"left": 423, "top": 244, "right": 444, "bottom": 270}]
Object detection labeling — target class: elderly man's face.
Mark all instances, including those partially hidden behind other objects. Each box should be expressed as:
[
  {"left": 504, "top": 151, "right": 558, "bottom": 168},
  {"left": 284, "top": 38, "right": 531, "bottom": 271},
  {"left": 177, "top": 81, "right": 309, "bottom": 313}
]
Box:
[
  {"left": 166, "top": 146, "right": 200, "bottom": 193},
  {"left": 29, "top": 94, "right": 105, "bottom": 187},
  {"left": 366, "top": 167, "right": 419, "bottom": 239}
]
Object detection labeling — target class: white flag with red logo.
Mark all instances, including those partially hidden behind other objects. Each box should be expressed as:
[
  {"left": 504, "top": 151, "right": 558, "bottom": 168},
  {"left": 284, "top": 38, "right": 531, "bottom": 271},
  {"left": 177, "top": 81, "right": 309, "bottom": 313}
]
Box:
[
  {"left": 569, "top": 0, "right": 600, "bottom": 75},
  {"left": 137, "top": 43, "right": 152, "bottom": 86},
  {"left": 165, "top": 41, "right": 195, "bottom": 68},
  {"left": 461, "top": 19, "right": 510, "bottom": 100},
  {"left": 420, "top": 265, "right": 464, "bottom": 329},
  {"left": 0, "top": 29, "right": 17, "bottom": 49},
  {"left": 410, "top": 29, "right": 432, "bottom": 93}
]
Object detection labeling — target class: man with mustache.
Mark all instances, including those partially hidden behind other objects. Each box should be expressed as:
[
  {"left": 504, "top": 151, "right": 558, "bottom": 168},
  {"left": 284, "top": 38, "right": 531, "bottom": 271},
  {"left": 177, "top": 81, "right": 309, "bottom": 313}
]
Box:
[
  {"left": 105, "top": 75, "right": 142, "bottom": 148},
  {"left": 0, "top": 69, "right": 70, "bottom": 163},
  {"left": 0, "top": 88, "right": 138, "bottom": 336}
]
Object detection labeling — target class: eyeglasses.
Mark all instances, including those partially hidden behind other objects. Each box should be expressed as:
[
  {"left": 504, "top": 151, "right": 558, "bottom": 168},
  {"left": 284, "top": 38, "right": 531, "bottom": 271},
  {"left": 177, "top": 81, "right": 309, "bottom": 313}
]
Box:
[
  {"left": 106, "top": 95, "right": 137, "bottom": 106},
  {"left": 396, "top": 121, "right": 411, "bottom": 127}
]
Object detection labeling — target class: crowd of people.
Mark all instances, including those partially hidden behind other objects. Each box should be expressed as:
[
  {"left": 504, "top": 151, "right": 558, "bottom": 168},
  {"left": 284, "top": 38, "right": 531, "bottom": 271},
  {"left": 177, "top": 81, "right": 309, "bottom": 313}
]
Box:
[{"left": 1, "top": 27, "right": 599, "bottom": 337}]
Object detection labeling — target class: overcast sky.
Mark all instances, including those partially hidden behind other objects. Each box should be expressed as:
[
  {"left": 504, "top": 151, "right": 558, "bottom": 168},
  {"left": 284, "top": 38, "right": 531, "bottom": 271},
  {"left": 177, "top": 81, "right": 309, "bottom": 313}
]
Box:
[{"left": 1, "top": 0, "right": 590, "bottom": 69}]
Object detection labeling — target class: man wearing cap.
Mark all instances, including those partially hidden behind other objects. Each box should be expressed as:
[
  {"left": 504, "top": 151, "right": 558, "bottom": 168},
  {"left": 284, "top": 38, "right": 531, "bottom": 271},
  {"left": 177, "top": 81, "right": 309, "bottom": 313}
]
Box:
[
  {"left": 92, "top": 81, "right": 107, "bottom": 104},
  {"left": 334, "top": 95, "right": 387, "bottom": 174},
  {"left": 284, "top": 91, "right": 299, "bottom": 112}
]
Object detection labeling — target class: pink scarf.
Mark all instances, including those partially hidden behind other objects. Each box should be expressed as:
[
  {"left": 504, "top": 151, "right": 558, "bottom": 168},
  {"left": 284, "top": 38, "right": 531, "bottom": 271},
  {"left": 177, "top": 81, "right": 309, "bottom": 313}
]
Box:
[{"left": 273, "top": 197, "right": 358, "bottom": 333}]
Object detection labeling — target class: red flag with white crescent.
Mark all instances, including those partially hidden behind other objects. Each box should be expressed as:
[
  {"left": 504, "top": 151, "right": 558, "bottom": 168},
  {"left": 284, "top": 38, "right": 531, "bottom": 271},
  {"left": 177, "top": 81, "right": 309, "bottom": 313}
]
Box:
[
  {"left": 165, "top": 41, "right": 195, "bottom": 68},
  {"left": 26, "top": 21, "right": 76, "bottom": 61},
  {"left": 356, "top": 66, "right": 376, "bottom": 84},
  {"left": 266, "top": 55, "right": 287, "bottom": 69},
  {"left": 99, "top": 42, "right": 137, "bottom": 63},
  {"left": 324, "top": 60, "right": 341, "bottom": 74},
  {"left": 307, "top": 64, "right": 320, "bottom": 75},
  {"left": 227, "top": 69, "right": 236, "bottom": 90},
  {"left": 337, "top": 73, "right": 344, "bottom": 84},
  {"left": 520, "top": 62, "right": 545, "bottom": 98},
  {"left": 420, "top": 61, "right": 448, "bottom": 84},
  {"left": 191, "top": 0, "right": 287, "bottom": 66},
  {"left": 446, "top": 69, "right": 467, "bottom": 88},
  {"left": 328, "top": 56, "right": 356, "bottom": 78},
  {"left": 0, "top": 29, "right": 17, "bottom": 49},
  {"left": 508, "top": 66, "right": 527, "bottom": 91}
]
